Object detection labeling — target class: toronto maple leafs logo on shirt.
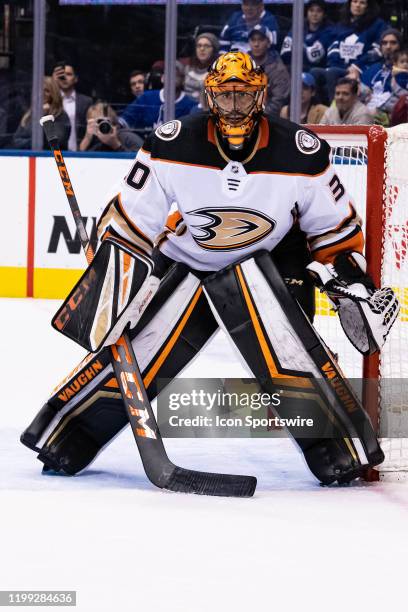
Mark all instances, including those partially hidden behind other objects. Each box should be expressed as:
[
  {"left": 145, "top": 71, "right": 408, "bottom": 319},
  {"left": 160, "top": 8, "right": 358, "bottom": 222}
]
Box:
[
  {"left": 295, "top": 130, "right": 321, "bottom": 155},
  {"left": 339, "top": 34, "right": 364, "bottom": 62},
  {"left": 155, "top": 120, "right": 182, "bottom": 141},
  {"left": 187, "top": 207, "right": 276, "bottom": 251}
]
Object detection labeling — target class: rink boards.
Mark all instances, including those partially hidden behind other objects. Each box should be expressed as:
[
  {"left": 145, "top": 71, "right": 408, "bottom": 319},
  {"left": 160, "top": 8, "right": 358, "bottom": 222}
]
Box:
[
  {"left": 0, "top": 152, "right": 134, "bottom": 298},
  {"left": 1, "top": 150, "right": 404, "bottom": 328}
]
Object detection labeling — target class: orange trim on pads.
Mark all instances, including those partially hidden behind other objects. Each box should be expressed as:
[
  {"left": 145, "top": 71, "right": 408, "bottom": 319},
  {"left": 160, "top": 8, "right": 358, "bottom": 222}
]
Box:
[
  {"left": 235, "top": 264, "right": 312, "bottom": 387},
  {"left": 105, "top": 377, "right": 119, "bottom": 389},
  {"left": 143, "top": 286, "right": 203, "bottom": 388},
  {"left": 122, "top": 252, "right": 131, "bottom": 304}
]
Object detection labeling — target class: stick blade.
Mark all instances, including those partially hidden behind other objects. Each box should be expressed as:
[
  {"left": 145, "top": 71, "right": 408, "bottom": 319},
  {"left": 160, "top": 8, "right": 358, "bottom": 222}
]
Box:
[{"left": 164, "top": 468, "right": 257, "bottom": 497}]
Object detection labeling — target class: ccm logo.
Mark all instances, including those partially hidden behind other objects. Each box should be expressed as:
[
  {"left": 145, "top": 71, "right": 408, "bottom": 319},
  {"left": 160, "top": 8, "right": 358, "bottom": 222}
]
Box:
[
  {"left": 54, "top": 150, "right": 74, "bottom": 196},
  {"left": 54, "top": 268, "right": 97, "bottom": 331}
]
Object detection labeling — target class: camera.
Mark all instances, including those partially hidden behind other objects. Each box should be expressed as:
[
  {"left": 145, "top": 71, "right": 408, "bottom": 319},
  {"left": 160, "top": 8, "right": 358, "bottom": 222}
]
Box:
[
  {"left": 96, "top": 117, "right": 113, "bottom": 135},
  {"left": 54, "top": 62, "right": 66, "bottom": 81}
]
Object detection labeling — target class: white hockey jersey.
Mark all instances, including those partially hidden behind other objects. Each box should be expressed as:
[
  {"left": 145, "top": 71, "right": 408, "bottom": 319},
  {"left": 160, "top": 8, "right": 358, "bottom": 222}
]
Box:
[{"left": 97, "top": 114, "right": 363, "bottom": 271}]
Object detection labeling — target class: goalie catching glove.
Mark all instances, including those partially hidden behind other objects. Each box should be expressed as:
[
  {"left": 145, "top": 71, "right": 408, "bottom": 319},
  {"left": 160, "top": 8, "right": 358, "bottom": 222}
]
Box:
[
  {"left": 52, "top": 238, "right": 160, "bottom": 352},
  {"left": 307, "top": 251, "right": 399, "bottom": 356}
]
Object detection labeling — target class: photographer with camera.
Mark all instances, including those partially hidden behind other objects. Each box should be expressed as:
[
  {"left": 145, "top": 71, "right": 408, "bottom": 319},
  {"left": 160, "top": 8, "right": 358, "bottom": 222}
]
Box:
[
  {"left": 79, "top": 102, "right": 143, "bottom": 152},
  {"left": 52, "top": 61, "right": 92, "bottom": 150}
]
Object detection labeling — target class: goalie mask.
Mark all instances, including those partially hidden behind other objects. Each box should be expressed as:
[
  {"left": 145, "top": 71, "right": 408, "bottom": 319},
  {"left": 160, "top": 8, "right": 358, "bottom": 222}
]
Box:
[{"left": 204, "top": 51, "right": 267, "bottom": 150}]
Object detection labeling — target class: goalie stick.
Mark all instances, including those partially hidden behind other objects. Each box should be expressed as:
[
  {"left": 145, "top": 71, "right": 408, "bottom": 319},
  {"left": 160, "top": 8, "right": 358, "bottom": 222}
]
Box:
[{"left": 37, "top": 115, "right": 257, "bottom": 497}]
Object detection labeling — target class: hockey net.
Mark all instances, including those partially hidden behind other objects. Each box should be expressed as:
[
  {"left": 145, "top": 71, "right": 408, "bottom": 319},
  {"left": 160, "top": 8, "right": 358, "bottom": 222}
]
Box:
[{"left": 309, "top": 124, "right": 408, "bottom": 479}]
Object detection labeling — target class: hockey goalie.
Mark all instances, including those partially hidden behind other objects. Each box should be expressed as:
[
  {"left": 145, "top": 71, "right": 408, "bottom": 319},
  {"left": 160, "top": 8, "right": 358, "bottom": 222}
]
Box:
[{"left": 22, "top": 52, "right": 399, "bottom": 487}]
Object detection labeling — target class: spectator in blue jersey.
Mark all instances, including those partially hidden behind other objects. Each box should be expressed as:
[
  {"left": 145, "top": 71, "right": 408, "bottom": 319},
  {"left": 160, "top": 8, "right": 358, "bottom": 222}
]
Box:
[
  {"left": 359, "top": 29, "right": 406, "bottom": 118},
  {"left": 219, "top": 0, "right": 279, "bottom": 54},
  {"left": 120, "top": 62, "right": 198, "bottom": 132},
  {"left": 311, "top": 0, "right": 387, "bottom": 104},
  {"left": 248, "top": 25, "right": 290, "bottom": 117},
  {"left": 129, "top": 70, "right": 146, "bottom": 100},
  {"left": 281, "top": 0, "right": 335, "bottom": 72}
]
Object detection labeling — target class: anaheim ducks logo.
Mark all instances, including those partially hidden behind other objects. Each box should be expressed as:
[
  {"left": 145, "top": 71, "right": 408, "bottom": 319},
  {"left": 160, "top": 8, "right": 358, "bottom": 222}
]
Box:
[{"left": 188, "top": 207, "right": 276, "bottom": 251}]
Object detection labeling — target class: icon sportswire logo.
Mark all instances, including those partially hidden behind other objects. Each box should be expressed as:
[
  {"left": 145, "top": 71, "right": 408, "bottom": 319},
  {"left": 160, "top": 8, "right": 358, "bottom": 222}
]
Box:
[{"left": 187, "top": 207, "right": 276, "bottom": 251}]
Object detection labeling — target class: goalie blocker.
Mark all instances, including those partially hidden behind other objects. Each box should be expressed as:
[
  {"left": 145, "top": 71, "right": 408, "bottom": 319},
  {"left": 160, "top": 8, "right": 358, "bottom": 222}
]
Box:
[
  {"left": 22, "top": 246, "right": 383, "bottom": 485},
  {"left": 52, "top": 237, "right": 159, "bottom": 352}
]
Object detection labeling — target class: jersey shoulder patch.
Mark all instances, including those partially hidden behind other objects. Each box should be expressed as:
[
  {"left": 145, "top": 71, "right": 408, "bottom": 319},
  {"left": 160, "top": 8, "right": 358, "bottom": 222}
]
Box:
[
  {"left": 147, "top": 113, "right": 224, "bottom": 168},
  {"left": 155, "top": 120, "right": 182, "bottom": 141},
  {"left": 250, "top": 117, "right": 330, "bottom": 176},
  {"left": 295, "top": 129, "right": 321, "bottom": 155}
]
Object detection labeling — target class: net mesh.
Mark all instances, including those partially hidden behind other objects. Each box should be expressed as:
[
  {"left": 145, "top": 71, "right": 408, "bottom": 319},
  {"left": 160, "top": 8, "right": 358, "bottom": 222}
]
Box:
[
  {"left": 313, "top": 126, "right": 408, "bottom": 474},
  {"left": 379, "top": 125, "right": 408, "bottom": 472}
]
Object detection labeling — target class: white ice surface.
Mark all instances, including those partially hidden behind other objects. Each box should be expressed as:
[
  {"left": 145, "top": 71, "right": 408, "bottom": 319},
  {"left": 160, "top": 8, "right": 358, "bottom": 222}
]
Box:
[{"left": 1, "top": 298, "right": 408, "bottom": 612}]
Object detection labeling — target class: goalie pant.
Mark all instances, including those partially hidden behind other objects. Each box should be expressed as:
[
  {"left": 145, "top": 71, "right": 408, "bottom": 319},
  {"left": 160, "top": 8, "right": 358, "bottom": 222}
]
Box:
[{"left": 21, "top": 245, "right": 383, "bottom": 485}]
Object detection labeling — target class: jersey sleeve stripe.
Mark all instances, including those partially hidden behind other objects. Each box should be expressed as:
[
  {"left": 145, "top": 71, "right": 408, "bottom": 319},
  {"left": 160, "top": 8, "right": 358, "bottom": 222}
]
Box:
[
  {"left": 114, "top": 193, "right": 154, "bottom": 247},
  {"left": 97, "top": 194, "right": 154, "bottom": 255},
  {"left": 155, "top": 211, "right": 187, "bottom": 249},
  {"left": 165, "top": 210, "right": 184, "bottom": 232},
  {"left": 326, "top": 203, "right": 359, "bottom": 233},
  {"left": 310, "top": 227, "right": 364, "bottom": 263},
  {"left": 308, "top": 204, "right": 362, "bottom": 243},
  {"left": 309, "top": 224, "right": 362, "bottom": 251}
]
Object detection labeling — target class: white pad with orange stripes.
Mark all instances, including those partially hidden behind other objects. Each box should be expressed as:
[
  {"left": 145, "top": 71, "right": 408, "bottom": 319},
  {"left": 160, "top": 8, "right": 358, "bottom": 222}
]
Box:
[
  {"left": 202, "top": 251, "right": 377, "bottom": 479},
  {"left": 52, "top": 238, "right": 157, "bottom": 352},
  {"left": 203, "top": 256, "right": 321, "bottom": 380}
]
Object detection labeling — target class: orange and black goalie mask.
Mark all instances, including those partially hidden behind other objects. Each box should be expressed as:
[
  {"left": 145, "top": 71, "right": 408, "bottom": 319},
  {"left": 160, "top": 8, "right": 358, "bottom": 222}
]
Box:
[{"left": 204, "top": 51, "right": 267, "bottom": 150}]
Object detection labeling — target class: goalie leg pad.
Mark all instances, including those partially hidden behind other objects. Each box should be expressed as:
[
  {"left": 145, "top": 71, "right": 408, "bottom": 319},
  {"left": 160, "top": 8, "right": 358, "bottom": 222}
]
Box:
[
  {"left": 203, "top": 251, "right": 384, "bottom": 485},
  {"left": 52, "top": 238, "right": 158, "bottom": 353},
  {"left": 21, "top": 261, "right": 218, "bottom": 475}
]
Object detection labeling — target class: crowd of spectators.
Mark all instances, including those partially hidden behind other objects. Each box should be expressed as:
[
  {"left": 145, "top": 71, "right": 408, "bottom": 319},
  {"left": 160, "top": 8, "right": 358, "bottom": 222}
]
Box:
[{"left": 8, "top": 0, "right": 408, "bottom": 152}]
